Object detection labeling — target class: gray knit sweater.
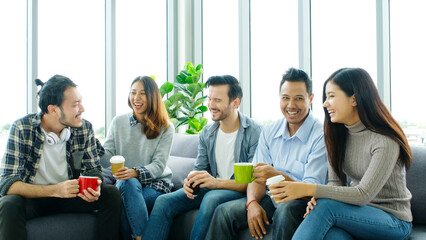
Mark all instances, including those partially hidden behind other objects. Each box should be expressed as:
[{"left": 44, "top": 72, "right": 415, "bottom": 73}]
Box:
[
  {"left": 316, "top": 121, "right": 412, "bottom": 222},
  {"left": 100, "top": 113, "right": 174, "bottom": 184}
]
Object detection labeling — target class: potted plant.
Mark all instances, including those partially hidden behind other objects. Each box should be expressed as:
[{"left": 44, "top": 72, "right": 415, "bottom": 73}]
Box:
[{"left": 160, "top": 62, "right": 208, "bottom": 134}]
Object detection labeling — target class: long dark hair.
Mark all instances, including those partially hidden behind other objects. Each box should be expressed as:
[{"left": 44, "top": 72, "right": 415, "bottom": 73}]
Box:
[
  {"left": 323, "top": 68, "right": 411, "bottom": 183},
  {"left": 128, "top": 76, "right": 169, "bottom": 139}
]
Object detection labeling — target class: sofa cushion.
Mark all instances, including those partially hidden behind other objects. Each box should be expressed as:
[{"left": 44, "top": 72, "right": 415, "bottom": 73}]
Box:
[
  {"left": 27, "top": 213, "right": 96, "bottom": 240},
  {"left": 410, "top": 224, "right": 426, "bottom": 240},
  {"left": 170, "top": 133, "right": 199, "bottom": 159},
  {"left": 167, "top": 156, "right": 196, "bottom": 190},
  {"left": 407, "top": 145, "right": 426, "bottom": 225}
]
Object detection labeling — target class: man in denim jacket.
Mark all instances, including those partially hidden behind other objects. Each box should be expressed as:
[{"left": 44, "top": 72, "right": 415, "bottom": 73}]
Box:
[{"left": 143, "top": 75, "right": 262, "bottom": 240}]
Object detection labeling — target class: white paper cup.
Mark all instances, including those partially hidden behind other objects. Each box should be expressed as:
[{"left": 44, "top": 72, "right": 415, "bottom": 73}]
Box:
[
  {"left": 266, "top": 175, "right": 285, "bottom": 186},
  {"left": 110, "top": 155, "right": 125, "bottom": 175}
]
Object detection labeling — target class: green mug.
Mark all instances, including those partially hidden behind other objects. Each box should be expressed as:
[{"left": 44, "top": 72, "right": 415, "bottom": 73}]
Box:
[{"left": 234, "top": 163, "right": 255, "bottom": 184}]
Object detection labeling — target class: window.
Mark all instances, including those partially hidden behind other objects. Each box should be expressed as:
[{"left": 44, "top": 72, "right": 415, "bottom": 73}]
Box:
[
  {"left": 38, "top": 0, "right": 105, "bottom": 139},
  {"left": 251, "top": 0, "right": 299, "bottom": 124},
  {"left": 311, "top": 0, "right": 377, "bottom": 121},
  {"left": 390, "top": 0, "right": 426, "bottom": 145},
  {"left": 116, "top": 0, "right": 167, "bottom": 116},
  {"left": 203, "top": 0, "right": 239, "bottom": 122},
  {"left": 0, "top": 1, "right": 26, "bottom": 157},
  {"left": 203, "top": 0, "right": 239, "bottom": 79}
]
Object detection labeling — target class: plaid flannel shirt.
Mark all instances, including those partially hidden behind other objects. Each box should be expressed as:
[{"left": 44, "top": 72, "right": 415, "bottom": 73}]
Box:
[
  {"left": 0, "top": 113, "right": 102, "bottom": 197},
  {"left": 128, "top": 114, "right": 172, "bottom": 193}
]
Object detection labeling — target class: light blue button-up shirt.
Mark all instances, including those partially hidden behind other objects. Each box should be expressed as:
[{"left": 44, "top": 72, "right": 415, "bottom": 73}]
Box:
[{"left": 253, "top": 111, "right": 327, "bottom": 185}]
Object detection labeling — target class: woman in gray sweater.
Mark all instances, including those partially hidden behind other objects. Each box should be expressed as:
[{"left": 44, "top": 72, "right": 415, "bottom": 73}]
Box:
[
  {"left": 269, "top": 68, "right": 412, "bottom": 239},
  {"left": 101, "top": 76, "right": 174, "bottom": 240}
]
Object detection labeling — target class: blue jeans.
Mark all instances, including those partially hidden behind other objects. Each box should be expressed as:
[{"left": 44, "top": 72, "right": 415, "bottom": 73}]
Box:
[
  {"left": 292, "top": 199, "right": 412, "bottom": 240},
  {"left": 205, "top": 195, "right": 306, "bottom": 240},
  {"left": 142, "top": 188, "right": 245, "bottom": 240},
  {"left": 116, "top": 178, "right": 163, "bottom": 239}
]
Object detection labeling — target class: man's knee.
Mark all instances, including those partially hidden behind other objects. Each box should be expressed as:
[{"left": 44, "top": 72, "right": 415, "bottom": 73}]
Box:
[
  {"left": 211, "top": 203, "right": 229, "bottom": 222},
  {"left": 151, "top": 192, "right": 177, "bottom": 215},
  {"left": 0, "top": 195, "right": 26, "bottom": 218},
  {"left": 200, "top": 194, "right": 223, "bottom": 210},
  {"left": 215, "top": 199, "right": 246, "bottom": 223},
  {"left": 155, "top": 192, "right": 173, "bottom": 206}
]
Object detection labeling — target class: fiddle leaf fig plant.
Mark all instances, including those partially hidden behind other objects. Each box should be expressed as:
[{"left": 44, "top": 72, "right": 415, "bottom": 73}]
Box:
[{"left": 160, "top": 62, "right": 208, "bottom": 134}]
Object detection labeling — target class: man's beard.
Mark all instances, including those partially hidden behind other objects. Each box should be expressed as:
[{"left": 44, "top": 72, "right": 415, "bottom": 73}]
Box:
[{"left": 58, "top": 107, "right": 73, "bottom": 128}]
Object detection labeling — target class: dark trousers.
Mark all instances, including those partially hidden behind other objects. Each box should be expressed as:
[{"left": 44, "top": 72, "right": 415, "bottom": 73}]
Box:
[{"left": 0, "top": 184, "right": 121, "bottom": 240}]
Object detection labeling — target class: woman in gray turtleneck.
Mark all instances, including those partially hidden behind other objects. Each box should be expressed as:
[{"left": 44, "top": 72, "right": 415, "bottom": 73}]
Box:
[{"left": 269, "top": 68, "right": 412, "bottom": 239}]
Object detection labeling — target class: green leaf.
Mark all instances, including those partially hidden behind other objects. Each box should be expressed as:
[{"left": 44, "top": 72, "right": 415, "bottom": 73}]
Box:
[
  {"left": 174, "top": 84, "right": 191, "bottom": 96},
  {"left": 169, "top": 92, "right": 185, "bottom": 102},
  {"left": 180, "top": 70, "right": 190, "bottom": 79},
  {"left": 160, "top": 82, "right": 174, "bottom": 95},
  {"left": 200, "top": 117, "right": 208, "bottom": 128},
  {"left": 187, "top": 83, "right": 203, "bottom": 98},
  {"left": 149, "top": 75, "right": 156, "bottom": 81},
  {"left": 185, "top": 62, "right": 195, "bottom": 73},
  {"left": 193, "top": 96, "right": 208, "bottom": 108},
  {"left": 169, "top": 104, "right": 181, "bottom": 118},
  {"left": 185, "top": 75, "right": 194, "bottom": 84},
  {"left": 176, "top": 75, "right": 186, "bottom": 84},
  {"left": 198, "top": 82, "right": 206, "bottom": 89},
  {"left": 163, "top": 99, "right": 173, "bottom": 109},
  {"left": 175, "top": 118, "right": 189, "bottom": 129},
  {"left": 178, "top": 108, "right": 190, "bottom": 116},
  {"left": 192, "top": 75, "right": 200, "bottom": 83},
  {"left": 188, "top": 118, "right": 201, "bottom": 131},
  {"left": 181, "top": 102, "right": 194, "bottom": 113},
  {"left": 160, "top": 89, "right": 166, "bottom": 98},
  {"left": 186, "top": 129, "right": 195, "bottom": 134},
  {"left": 195, "top": 64, "right": 203, "bottom": 72},
  {"left": 176, "top": 116, "right": 188, "bottom": 122},
  {"left": 197, "top": 106, "right": 208, "bottom": 113}
]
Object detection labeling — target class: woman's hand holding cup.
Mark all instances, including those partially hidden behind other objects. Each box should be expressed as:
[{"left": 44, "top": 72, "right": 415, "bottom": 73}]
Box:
[
  {"left": 266, "top": 175, "right": 286, "bottom": 203},
  {"left": 110, "top": 155, "right": 125, "bottom": 175}
]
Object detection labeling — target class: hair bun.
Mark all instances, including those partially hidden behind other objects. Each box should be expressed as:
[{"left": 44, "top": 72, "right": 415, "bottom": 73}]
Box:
[{"left": 35, "top": 79, "right": 44, "bottom": 87}]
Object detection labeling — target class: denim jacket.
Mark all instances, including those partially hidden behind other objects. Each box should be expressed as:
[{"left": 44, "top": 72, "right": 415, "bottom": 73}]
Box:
[{"left": 193, "top": 112, "right": 262, "bottom": 179}]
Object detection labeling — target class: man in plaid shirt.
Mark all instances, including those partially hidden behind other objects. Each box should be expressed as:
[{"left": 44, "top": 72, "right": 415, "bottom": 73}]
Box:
[{"left": 0, "top": 75, "right": 121, "bottom": 240}]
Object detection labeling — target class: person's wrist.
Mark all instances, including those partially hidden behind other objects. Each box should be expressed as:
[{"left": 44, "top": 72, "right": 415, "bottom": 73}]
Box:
[
  {"left": 246, "top": 199, "right": 259, "bottom": 210},
  {"left": 132, "top": 168, "right": 139, "bottom": 178}
]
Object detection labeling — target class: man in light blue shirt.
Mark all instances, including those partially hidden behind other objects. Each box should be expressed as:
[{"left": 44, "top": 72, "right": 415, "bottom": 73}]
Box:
[{"left": 206, "top": 68, "right": 328, "bottom": 240}]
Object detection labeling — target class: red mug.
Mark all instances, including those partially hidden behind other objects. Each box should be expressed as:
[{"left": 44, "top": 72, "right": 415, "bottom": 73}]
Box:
[{"left": 78, "top": 176, "right": 99, "bottom": 194}]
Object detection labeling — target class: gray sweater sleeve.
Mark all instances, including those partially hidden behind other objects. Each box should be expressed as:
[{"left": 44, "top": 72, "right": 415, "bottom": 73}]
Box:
[
  {"left": 316, "top": 135, "right": 400, "bottom": 205},
  {"left": 99, "top": 117, "right": 116, "bottom": 168},
  {"left": 142, "top": 124, "right": 174, "bottom": 179}
]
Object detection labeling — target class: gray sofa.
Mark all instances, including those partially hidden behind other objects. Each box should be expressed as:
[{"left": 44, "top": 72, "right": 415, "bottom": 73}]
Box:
[{"left": 25, "top": 134, "right": 426, "bottom": 239}]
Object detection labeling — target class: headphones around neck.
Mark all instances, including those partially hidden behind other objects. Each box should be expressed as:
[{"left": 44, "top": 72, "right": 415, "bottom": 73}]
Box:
[{"left": 45, "top": 127, "right": 71, "bottom": 145}]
